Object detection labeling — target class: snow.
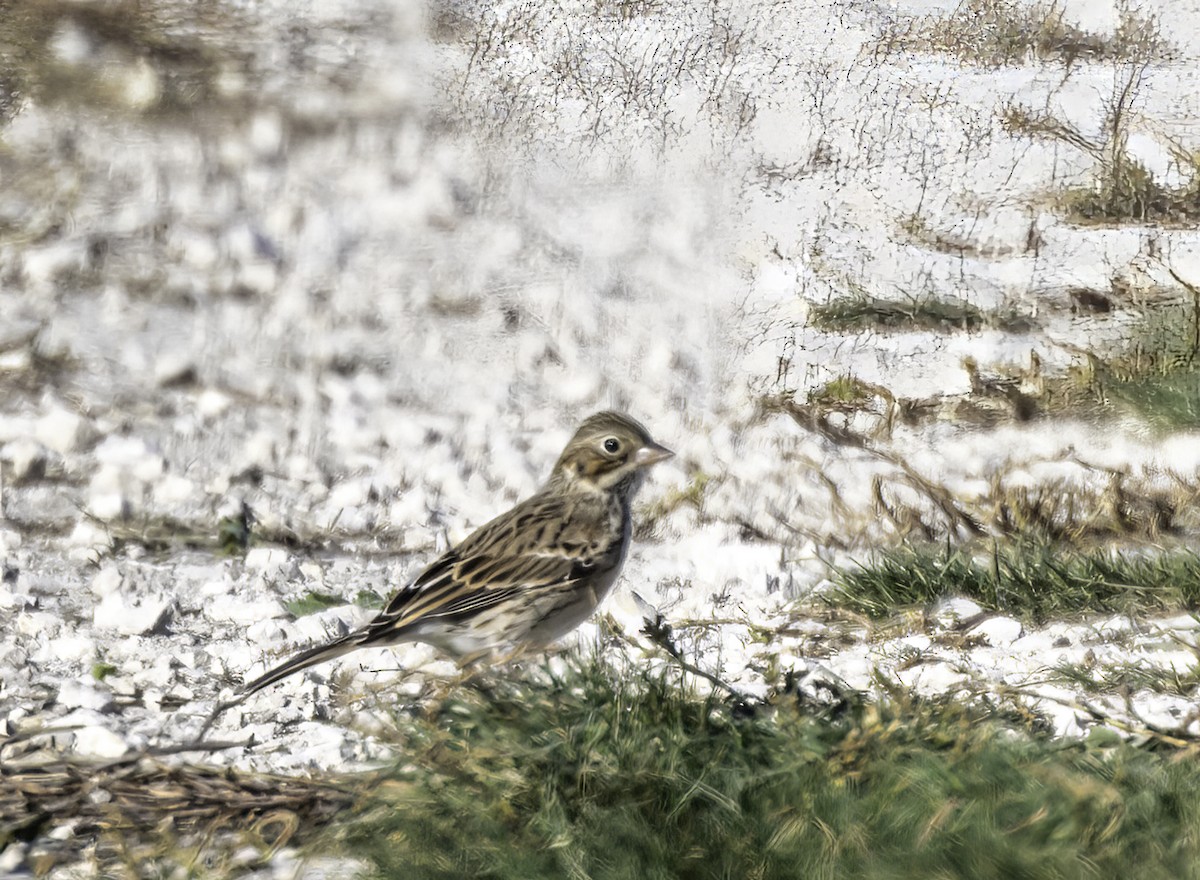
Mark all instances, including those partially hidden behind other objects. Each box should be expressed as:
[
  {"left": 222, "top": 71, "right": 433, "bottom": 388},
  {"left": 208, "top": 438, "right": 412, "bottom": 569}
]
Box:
[
  {"left": 968, "top": 616, "right": 1024, "bottom": 647},
  {"left": 92, "top": 593, "right": 173, "bottom": 635}
]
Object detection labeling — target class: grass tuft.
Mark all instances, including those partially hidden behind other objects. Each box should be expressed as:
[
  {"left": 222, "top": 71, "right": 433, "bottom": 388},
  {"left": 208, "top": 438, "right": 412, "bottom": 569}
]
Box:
[
  {"left": 827, "top": 543, "right": 1200, "bottom": 621},
  {"left": 354, "top": 588, "right": 386, "bottom": 610},
  {"left": 326, "top": 652, "right": 1200, "bottom": 879},
  {"left": 1108, "top": 367, "right": 1200, "bottom": 431},
  {"left": 808, "top": 374, "right": 880, "bottom": 408},
  {"left": 810, "top": 295, "right": 988, "bottom": 333},
  {"left": 91, "top": 661, "right": 118, "bottom": 681},
  {"left": 1048, "top": 659, "right": 1200, "bottom": 698},
  {"left": 1048, "top": 293, "right": 1200, "bottom": 430},
  {"left": 1058, "top": 155, "right": 1200, "bottom": 225},
  {"left": 217, "top": 504, "right": 253, "bottom": 554},
  {"left": 1098, "top": 294, "right": 1200, "bottom": 429},
  {"left": 284, "top": 591, "right": 349, "bottom": 618},
  {"left": 1001, "top": 56, "right": 1198, "bottom": 226},
  {"left": 882, "top": 0, "right": 1170, "bottom": 67}
]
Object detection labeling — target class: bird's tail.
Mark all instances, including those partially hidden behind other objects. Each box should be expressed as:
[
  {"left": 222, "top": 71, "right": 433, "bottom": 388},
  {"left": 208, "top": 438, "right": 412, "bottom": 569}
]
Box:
[{"left": 239, "top": 632, "right": 363, "bottom": 697}]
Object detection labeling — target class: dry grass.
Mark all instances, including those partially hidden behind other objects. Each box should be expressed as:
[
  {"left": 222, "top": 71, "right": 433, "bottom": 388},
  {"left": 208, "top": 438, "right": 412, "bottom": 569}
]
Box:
[
  {"left": 880, "top": 0, "right": 1170, "bottom": 67},
  {"left": 443, "top": 0, "right": 773, "bottom": 154},
  {"left": 0, "top": 746, "right": 356, "bottom": 876},
  {"left": 1006, "top": 97, "right": 1200, "bottom": 224},
  {"left": 1003, "top": 52, "right": 1199, "bottom": 226}
]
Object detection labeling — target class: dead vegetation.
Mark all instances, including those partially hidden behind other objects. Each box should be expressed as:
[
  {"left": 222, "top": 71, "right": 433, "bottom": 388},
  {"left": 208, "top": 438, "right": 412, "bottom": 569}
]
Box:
[
  {"left": 442, "top": 0, "right": 775, "bottom": 154},
  {"left": 879, "top": 0, "right": 1170, "bottom": 68},
  {"left": 759, "top": 390, "right": 1200, "bottom": 550},
  {"left": 0, "top": 743, "right": 356, "bottom": 875},
  {"left": 808, "top": 294, "right": 992, "bottom": 334},
  {"left": 1002, "top": 52, "right": 1200, "bottom": 225}
]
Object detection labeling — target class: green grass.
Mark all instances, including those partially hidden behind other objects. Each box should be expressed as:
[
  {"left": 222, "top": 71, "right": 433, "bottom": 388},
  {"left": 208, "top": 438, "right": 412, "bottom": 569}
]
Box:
[
  {"left": 321, "top": 652, "right": 1200, "bottom": 880},
  {"left": 826, "top": 543, "right": 1200, "bottom": 621},
  {"left": 283, "top": 590, "right": 349, "bottom": 618},
  {"left": 1028, "top": 292, "right": 1200, "bottom": 431},
  {"left": 23, "top": 652, "right": 1200, "bottom": 877},
  {"left": 1109, "top": 367, "right": 1200, "bottom": 431},
  {"left": 354, "top": 588, "right": 387, "bottom": 609},
  {"left": 809, "top": 295, "right": 988, "bottom": 333},
  {"left": 91, "top": 661, "right": 118, "bottom": 681},
  {"left": 1102, "top": 294, "right": 1200, "bottom": 429},
  {"left": 286, "top": 587, "right": 387, "bottom": 617},
  {"left": 1048, "top": 659, "right": 1200, "bottom": 698},
  {"left": 217, "top": 507, "right": 253, "bottom": 554},
  {"left": 1073, "top": 297, "right": 1200, "bottom": 430}
]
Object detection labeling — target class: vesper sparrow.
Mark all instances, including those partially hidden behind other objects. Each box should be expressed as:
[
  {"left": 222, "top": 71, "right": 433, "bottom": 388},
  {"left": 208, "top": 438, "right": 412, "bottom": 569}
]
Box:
[{"left": 240, "top": 411, "right": 673, "bottom": 695}]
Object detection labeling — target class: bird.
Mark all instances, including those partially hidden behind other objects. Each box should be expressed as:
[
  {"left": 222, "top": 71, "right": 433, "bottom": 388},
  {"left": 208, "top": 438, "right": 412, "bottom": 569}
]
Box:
[{"left": 239, "top": 411, "right": 673, "bottom": 696}]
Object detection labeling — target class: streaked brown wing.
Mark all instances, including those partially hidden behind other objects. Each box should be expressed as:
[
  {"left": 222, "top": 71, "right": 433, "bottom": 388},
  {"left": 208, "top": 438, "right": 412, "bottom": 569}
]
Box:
[{"left": 361, "top": 494, "right": 592, "bottom": 642}]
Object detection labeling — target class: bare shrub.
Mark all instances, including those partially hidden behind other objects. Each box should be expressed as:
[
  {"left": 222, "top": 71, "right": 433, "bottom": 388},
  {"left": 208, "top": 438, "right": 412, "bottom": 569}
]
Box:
[
  {"left": 880, "top": 0, "right": 1170, "bottom": 67},
  {"left": 437, "top": 0, "right": 784, "bottom": 155}
]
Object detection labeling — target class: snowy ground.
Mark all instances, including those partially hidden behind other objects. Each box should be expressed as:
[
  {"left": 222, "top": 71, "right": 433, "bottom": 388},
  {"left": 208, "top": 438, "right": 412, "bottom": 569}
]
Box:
[{"left": 3, "top": 0, "right": 1200, "bottom": 811}]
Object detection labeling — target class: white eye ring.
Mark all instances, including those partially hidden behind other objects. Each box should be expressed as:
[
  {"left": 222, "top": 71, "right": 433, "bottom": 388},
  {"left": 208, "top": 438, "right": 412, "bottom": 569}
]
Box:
[{"left": 603, "top": 437, "right": 621, "bottom": 454}]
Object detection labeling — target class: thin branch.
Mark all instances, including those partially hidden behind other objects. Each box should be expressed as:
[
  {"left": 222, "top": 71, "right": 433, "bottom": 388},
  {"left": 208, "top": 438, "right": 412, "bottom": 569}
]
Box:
[{"left": 640, "top": 613, "right": 759, "bottom": 710}]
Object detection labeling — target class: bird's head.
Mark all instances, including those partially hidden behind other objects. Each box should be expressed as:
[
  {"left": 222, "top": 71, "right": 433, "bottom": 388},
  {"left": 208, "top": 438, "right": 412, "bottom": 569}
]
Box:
[{"left": 550, "top": 411, "right": 673, "bottom": 494}]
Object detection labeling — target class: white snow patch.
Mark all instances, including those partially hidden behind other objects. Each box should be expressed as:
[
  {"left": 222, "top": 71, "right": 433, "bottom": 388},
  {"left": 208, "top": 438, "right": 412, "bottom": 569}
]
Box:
[
  {"left": 244, "top": 547, "right": 298, "bottom": 578},
  {"left": 72, "top": 726, "right": 129, "bottom": 759},
  {"left": 93, "top": 593, "right": 172, "bottom": 635},
  {"left": 969, "top": 616, "right": 1023, "bottom": 647}
]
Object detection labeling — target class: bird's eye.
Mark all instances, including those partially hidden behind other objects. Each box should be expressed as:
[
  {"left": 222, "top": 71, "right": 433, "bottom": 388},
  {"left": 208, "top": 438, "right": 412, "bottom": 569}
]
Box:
[{"left": 603, "top": 437, "right": 621, "bottom": 454}]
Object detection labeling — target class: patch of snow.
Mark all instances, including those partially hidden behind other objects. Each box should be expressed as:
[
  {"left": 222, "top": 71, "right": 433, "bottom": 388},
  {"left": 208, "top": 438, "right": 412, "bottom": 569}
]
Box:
[
  {"left": 969, "top": 616, "right": 1023, "bottom": 647},
  {"left": 244, "top": 548, "right": 298, "bottom": 578},
  {"left": 71, "top": 725, "right": 129, "bottom": 759},
  {"left": 93, "top": 593, "right": 173, "bottom": 635}
]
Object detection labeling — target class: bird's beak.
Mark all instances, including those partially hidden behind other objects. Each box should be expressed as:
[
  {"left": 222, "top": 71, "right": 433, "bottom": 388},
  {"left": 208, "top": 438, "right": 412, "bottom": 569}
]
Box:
[{"left": 634, "top": 441, "right": 674, "bottom": 468}]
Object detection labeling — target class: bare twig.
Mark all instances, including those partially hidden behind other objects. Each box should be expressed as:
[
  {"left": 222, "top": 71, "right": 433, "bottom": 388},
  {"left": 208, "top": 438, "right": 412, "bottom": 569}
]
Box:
[{"left": 640, "top": 613, "right": 759, "bottom": 711}]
